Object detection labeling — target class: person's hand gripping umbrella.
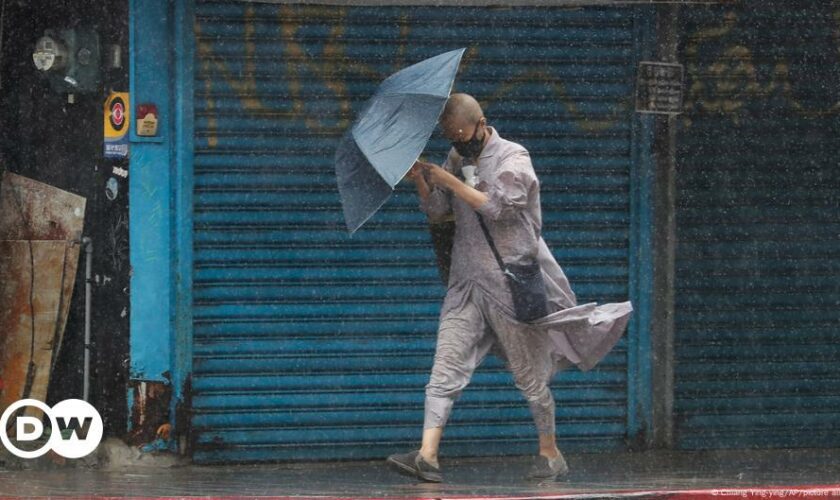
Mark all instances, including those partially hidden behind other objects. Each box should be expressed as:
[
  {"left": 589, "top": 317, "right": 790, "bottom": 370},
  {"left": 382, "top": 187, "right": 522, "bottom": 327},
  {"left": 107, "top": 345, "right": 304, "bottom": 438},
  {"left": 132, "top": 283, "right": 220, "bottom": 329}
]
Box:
[{"left": 334, "top": 48, "right": 466, "bottom": 234}]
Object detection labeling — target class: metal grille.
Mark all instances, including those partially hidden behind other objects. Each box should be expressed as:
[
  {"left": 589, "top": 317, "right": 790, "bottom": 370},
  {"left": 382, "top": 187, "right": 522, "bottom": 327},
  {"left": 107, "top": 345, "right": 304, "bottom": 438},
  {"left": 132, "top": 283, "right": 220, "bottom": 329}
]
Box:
[
  {"left": 675, "top": 2, "right": 840, "bottom": 449},
  {"left": 191, "top": 1, "right": 640, "bottom": 463}
]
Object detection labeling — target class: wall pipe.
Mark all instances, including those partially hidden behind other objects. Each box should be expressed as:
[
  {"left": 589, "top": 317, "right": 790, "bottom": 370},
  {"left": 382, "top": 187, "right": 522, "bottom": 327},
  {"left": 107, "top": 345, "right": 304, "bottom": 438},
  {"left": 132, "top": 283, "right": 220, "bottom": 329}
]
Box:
[{"left": 82, "top": 236, "right": 93, "bottom": 402}]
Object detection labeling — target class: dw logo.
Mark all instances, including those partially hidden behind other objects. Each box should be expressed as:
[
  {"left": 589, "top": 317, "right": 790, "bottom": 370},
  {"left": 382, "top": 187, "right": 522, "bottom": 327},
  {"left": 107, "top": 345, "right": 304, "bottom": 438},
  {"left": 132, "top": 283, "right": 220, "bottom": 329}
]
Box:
[{"left": 0, "top": 399, "right": 103, "bottom": 459}]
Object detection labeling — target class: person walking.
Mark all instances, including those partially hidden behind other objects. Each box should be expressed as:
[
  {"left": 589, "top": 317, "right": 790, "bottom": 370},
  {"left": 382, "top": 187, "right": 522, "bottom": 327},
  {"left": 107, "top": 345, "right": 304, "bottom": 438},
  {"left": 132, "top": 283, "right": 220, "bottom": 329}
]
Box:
[{"left": 387, "top": 94, "right": 633, "bottom": 483}]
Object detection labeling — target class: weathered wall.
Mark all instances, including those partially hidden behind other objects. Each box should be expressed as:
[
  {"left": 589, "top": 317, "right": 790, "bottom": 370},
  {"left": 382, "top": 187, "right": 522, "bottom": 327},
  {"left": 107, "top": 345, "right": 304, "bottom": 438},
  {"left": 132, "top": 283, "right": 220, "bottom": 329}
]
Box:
[{"left": 0, "top": 0, "right": 130, "bottom": 437}]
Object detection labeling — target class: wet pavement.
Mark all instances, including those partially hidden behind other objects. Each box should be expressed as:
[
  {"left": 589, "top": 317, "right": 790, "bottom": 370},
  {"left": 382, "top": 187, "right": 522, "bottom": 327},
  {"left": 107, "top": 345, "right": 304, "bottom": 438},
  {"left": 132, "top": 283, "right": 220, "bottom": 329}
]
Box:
[{"left": 1, "top": 447, "right": 840, "bottom": 497}]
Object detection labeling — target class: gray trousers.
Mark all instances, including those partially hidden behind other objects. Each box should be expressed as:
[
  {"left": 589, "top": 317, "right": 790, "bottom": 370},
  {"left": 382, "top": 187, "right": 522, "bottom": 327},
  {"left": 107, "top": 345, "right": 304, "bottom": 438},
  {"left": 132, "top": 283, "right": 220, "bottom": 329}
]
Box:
[{"left": 424, "top": 286, "right": 558, "bottom": 435}]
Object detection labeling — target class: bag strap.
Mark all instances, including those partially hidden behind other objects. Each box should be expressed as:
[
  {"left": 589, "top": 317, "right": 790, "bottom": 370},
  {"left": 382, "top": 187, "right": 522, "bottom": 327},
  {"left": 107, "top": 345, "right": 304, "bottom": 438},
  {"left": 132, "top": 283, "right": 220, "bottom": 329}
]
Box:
[{"left": 475, "top": 212, "right": 508, "bottom": 276}]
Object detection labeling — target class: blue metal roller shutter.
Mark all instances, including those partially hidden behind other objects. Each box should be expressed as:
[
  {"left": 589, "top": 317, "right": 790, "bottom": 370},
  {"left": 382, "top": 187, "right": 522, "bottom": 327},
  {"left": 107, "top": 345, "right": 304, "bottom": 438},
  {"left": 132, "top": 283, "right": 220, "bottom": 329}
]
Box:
[
  {"left": 674, "top": 3, "right": 840, "bottom": 449},
  {"left": 191, "top": 1, "right": 642, "bottom": 463}
]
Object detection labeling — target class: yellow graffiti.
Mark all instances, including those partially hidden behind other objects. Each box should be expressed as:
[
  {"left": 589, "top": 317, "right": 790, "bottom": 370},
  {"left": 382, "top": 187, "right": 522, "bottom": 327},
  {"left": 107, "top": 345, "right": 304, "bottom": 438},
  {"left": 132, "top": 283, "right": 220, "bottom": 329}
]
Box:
[
  {"left": 278, "top": 6, "right": 307, "bottom": 126},
  {"left": 195, "top": 5, "right": 625, "bottom": 148},
  {"left": 487, "top": 70, "right": 625, "bottom": 133},
  {"left": 193, "top": 21, "right": 217, "bottom": 149},
  {"left": 278, "top": 5, "right": 363, "bottom": 131},
  {"left": 196, "top": 5, "right": 263, "bottom": 112},
  {"left": 684, "top": 10, "right": 738, "bottom": 60},
  {"left": 196, "top": 4, "right": 411, "bottom": 145},
  {"left": 683, "top": 9, "right": 840, "bottom": 127},
  {"left": 393, "top": 14, "right": 411, "bottom": 70},
  {"left": 194, "top": 5, "right": 266, "bottom": 148},
  {"left": 452, "top": 45, "right": 480, "bottom": 85}
]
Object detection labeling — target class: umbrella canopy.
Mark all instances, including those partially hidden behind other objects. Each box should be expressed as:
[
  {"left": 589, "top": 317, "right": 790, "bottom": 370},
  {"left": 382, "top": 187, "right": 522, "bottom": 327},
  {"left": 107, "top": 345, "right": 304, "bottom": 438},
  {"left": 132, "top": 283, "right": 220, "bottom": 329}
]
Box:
[{"left": 335, "top": 48, "right": 466, "bottom": 234}]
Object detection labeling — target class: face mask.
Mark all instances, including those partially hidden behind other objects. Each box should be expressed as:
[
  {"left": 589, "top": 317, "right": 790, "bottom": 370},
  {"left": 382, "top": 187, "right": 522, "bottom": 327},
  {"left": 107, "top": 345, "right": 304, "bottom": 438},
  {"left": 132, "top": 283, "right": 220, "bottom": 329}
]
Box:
[{"left": 451, "top": 122, "right": 484, "bottom": 158}]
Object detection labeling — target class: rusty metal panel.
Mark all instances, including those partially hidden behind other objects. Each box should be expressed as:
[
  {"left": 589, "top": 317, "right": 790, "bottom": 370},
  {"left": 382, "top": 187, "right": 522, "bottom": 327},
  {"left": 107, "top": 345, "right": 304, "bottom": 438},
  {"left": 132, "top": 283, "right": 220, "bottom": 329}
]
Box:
[
  {"left": 0, "top": 172, "right": 86, "bottom": 419},
  {"left": 0, "top": 241, "right": 69, "bottom": 417},
  {"left": 0, "top": 172, "right": 86, "bottom": 241}
]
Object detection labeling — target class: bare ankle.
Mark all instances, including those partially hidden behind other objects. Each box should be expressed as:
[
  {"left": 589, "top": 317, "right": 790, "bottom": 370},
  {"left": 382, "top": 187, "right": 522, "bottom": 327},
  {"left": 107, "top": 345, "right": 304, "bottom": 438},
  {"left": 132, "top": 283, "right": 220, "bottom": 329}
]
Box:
[{"left": 419, "top": 449, "right": 439, "bottom": 467}]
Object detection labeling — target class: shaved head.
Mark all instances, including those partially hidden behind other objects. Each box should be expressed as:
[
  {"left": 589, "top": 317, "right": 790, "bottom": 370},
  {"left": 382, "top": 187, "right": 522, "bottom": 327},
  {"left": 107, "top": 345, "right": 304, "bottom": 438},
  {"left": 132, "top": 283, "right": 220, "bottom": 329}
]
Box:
[
  {"left": 441, "top": 93, "right": 483, "bottom": 124},
  {"left": 440, "top": 93, "right": 487, "bottom": 143}
]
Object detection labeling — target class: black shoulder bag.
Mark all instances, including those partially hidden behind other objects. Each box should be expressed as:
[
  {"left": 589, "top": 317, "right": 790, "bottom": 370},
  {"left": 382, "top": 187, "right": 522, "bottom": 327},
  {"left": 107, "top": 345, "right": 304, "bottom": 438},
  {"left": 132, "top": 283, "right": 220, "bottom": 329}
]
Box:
[{"left": 475, "top": 213, "right": 549, "bottom": 323}]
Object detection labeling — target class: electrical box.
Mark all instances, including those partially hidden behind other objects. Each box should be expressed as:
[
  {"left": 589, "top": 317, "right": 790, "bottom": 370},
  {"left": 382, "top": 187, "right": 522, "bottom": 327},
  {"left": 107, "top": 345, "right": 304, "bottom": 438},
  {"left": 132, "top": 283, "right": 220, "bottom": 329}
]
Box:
[{"left": 32, "top": 27, "right": 101, "bottom": 94}]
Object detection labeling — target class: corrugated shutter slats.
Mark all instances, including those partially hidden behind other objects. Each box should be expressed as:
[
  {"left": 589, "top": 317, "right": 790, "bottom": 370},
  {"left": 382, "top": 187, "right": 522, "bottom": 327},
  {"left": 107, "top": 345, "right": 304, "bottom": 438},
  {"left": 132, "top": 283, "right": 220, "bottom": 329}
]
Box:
[
  {"left": 675, "top": 3, "right": 840, "bottom": 450},
  {"left": 192, "top": 1, "right": 638, "bottom": 463}
]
